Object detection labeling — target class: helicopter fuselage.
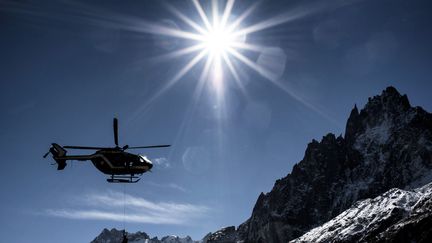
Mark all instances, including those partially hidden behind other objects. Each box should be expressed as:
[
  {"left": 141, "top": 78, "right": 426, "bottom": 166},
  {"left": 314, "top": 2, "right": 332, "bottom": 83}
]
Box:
[
  {"left": 90, "top": 149, "right": 153, "bottom": 175},
  {"left": 48, "top": 143, "right": 153, "bottom": 176}
]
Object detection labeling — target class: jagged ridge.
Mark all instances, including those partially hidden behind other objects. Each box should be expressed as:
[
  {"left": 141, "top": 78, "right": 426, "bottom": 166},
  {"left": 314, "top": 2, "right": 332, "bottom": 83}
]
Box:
[{"left": 91, "top": 228, "right": 197, "bottom": 243}]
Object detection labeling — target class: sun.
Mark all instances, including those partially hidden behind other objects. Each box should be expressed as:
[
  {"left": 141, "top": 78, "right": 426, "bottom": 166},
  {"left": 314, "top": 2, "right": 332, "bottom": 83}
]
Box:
[{"left": 202, "top": 27, "right": 234, "bottom": 57}]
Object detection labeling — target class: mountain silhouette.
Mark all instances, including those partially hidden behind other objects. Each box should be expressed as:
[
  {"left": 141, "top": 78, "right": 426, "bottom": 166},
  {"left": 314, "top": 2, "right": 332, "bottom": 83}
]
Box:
[{"left": 208, "top": 87, "right": 432, "bottom": 242}]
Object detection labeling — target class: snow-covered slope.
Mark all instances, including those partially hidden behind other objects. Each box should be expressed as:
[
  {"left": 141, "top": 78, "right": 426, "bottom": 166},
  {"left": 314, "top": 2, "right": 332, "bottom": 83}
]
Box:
[
  {"left": 91, "top": 228, "right": 197, "bottom": 243},
  {"left": 292, "top": 182, "right": 432, "bottom": 242}
]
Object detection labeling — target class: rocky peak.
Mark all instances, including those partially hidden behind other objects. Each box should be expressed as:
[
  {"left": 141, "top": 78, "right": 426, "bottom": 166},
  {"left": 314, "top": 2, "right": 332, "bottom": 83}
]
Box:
[
  {"left": 91, "top": 228, "right": 197, "bottom": 243},
  {"left": 345, "top": 87, "right": 413, "bottom": 145},
  {"left": 365, "top": 86, "right": 411, "bottom": 112},
  {"left": 91, "top": 228, "right": 131, "bottom": 243},
  {"left": 345, "top": 104, "right": 360, "bottom": 144}
]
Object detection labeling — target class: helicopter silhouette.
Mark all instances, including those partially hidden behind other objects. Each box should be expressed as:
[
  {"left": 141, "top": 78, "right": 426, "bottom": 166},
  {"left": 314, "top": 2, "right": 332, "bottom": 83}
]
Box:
[{"left": 43, "top": 118, "right": 170, "bottom": 183}]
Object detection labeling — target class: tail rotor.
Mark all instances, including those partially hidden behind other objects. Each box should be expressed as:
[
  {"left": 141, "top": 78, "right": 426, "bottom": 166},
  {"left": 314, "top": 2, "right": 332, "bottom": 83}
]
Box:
[{"left": 43, "top": 143, "right": 67, "bottom": 170}]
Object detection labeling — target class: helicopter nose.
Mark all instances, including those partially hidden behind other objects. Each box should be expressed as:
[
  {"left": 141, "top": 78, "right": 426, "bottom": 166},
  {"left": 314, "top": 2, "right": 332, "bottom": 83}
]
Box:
[{"left": 144, "top": 158, "right": 153, "bottom": 170}]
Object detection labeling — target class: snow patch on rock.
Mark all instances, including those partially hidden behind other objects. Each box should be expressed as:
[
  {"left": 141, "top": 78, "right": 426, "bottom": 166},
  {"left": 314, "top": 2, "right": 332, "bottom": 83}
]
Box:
[{"left": 292, "top": 182, "right": 432, "bottom": 243}]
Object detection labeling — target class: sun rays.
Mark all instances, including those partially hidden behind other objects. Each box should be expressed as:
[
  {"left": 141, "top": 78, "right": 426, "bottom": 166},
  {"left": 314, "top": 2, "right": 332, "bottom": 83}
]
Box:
[
  {"left": 125, "top": 0, "right": 353, "bottom": 130},
  {"left": 132, "top": 1, "right": 269, "bottom": 118}
]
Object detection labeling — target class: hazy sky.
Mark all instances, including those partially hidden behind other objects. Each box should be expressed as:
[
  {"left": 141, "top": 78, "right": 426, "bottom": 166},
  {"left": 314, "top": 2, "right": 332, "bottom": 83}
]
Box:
[{"left": 1, "top": 0, "right": 432, "bottom": 242}]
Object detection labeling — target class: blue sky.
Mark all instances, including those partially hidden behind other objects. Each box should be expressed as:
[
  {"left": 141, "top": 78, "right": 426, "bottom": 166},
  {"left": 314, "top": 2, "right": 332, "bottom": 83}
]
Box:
[{"left": 1, "top": 0, "right": 432, "bottom": 242}]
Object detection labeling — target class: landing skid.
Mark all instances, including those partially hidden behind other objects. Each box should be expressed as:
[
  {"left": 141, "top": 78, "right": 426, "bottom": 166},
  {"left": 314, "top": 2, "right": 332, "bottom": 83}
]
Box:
[{"left": 107, "top": 175, "right": 140, "bottom": 183}]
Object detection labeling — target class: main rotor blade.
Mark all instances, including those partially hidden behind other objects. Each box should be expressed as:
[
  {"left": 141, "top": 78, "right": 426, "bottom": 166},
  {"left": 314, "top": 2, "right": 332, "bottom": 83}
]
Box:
[
  {"left": 114, "top": 117, "right": 119, "bottom": 146},
  {"left": 64, "top": 146, "right": 111, "bottom": 150},
  {"left": 127, "top": 145, "right": 171, "bottom": 149}
]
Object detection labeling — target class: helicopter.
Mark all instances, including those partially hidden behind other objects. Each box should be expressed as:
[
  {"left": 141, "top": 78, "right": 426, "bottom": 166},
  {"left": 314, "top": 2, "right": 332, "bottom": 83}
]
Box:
[{"left": 43, "top": 118, "right": 170, "bottom": 183}]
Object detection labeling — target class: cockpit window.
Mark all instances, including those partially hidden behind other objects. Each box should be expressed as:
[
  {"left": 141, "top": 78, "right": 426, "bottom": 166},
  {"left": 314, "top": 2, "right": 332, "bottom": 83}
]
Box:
[{"left": 139, "top": 155, "right": 152, "bottom": 164}]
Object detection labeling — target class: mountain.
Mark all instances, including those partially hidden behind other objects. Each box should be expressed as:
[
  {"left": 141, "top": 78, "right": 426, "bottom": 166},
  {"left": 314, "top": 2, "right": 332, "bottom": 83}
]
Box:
[
  {"left": 91, "top": 228, "right": 197, "bottom": 243},
  {"left": 292, "top": 182, "right": 432, "bottom": 242},
  {"left": 204, "top": 87, "right": 432, "bottom": 242}
]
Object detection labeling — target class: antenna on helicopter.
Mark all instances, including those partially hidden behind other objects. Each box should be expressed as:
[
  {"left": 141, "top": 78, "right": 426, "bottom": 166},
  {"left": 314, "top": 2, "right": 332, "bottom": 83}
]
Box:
[{"left": 114, "top": 117, "right": 119, "bottom": 148}]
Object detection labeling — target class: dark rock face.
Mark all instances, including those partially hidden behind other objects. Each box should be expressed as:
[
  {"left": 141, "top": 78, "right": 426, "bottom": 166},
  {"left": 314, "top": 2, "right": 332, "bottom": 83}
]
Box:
[
  {"left": 230, "top": 87, "right": 432, "bottom": 242},
  {"left": 204, "top": 226, "right": 239, "bottom": 243}
]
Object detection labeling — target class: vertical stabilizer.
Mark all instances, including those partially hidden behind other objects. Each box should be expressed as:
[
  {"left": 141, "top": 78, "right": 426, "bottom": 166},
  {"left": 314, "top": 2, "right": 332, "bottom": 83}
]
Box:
[{"left": 49, "top": 143, "right": 67, "bottom": 170}]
